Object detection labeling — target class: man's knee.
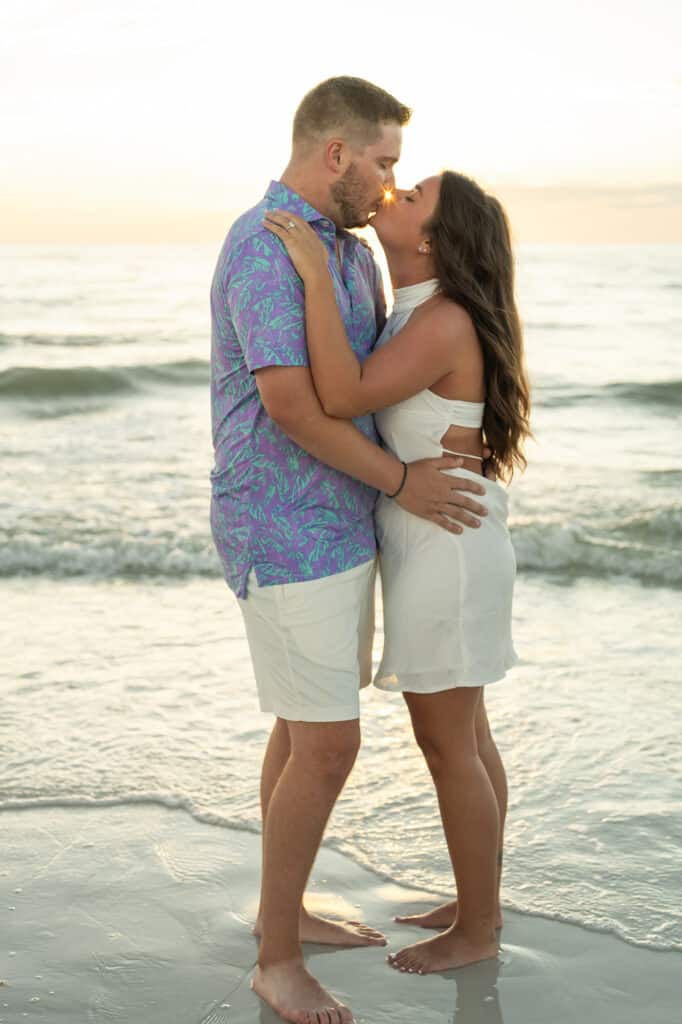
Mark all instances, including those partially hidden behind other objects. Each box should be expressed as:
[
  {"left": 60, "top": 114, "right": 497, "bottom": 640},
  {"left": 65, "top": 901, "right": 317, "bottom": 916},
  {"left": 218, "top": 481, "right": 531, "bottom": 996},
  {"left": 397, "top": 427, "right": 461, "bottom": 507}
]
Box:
[{"left": 292, "top": 721, "right": 361, "bottom": 782}]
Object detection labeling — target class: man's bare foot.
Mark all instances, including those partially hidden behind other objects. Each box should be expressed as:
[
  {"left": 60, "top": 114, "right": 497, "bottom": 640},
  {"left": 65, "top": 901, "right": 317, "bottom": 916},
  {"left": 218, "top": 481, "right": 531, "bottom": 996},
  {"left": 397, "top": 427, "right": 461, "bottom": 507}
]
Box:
[
  {"left": 394, "top": 899, "right": 503, "bottom": 931},
  {"left": 253, "top": 910, "right": 386, "bottom": 947},
  {"left": 252, "top": 960, "right": 355, "bottom": 1023},
  {"left": 387, "top": 925, "right": 498, "bottom": 975}
]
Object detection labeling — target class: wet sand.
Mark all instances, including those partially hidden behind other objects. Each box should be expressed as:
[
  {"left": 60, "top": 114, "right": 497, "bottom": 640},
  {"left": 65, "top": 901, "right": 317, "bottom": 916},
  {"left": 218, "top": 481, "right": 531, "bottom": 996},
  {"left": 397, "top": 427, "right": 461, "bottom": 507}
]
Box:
[{"left": 1, "top": 803, "right": 679, "bottom": 1023}]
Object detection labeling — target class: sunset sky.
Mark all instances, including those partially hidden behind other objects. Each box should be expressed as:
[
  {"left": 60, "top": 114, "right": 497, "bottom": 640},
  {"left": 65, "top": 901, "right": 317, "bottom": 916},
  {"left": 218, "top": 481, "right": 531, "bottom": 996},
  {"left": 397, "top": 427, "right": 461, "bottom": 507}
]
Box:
[{"left": 2, "top": 0, "right": 681, "bottom": 243}]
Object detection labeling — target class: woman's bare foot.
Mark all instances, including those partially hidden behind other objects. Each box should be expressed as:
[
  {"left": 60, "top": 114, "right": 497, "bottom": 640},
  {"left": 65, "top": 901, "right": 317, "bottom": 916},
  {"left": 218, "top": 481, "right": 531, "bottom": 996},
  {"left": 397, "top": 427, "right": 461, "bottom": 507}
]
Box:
[
  {"left": 394, "top": 899, "right": 503, "bottom": 931},
  {"left": 252, "top": 960, "right": 355, "bottom": 1023},
  {"left": 387, "top": 925, "right": 498, "bottom": 975},
  {"left": 253, "top": 909, "right": 386, "bottom": 947}
]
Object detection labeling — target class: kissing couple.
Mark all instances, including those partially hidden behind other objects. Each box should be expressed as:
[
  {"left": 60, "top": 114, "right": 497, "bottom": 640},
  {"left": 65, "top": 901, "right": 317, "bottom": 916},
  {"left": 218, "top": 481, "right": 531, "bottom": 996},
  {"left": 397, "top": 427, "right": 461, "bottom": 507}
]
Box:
[{"left": 210, "top": 75, "right": 530, "bottom": 1024}]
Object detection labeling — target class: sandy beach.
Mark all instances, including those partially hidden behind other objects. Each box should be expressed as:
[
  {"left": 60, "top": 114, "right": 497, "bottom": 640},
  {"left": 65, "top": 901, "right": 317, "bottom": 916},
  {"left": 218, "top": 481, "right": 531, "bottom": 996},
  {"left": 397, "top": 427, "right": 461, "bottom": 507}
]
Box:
[{"left": 1, "top": 802, "right": 679, "bottom": 1024}]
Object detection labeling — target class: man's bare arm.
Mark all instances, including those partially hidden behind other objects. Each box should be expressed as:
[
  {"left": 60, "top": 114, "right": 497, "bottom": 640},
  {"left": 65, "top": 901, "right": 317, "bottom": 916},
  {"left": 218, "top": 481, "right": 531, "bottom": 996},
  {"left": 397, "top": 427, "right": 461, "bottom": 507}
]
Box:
[{"left": 255, "top": 365, "right": 487, "bottom": 532}]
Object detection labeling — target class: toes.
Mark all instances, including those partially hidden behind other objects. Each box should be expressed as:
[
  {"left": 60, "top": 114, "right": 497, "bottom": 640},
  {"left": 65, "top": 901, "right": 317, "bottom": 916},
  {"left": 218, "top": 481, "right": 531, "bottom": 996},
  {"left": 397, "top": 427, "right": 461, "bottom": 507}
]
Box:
[
  {"left": 352, "top": 921, "right": 385, "bottom": 938},
  {"left": 392, "top": 947, "right": 418, "bottom": 972},
  {"left": 389, "top": 947, "right": 417, "bottom": 972},
  {"left": 355, "top": 924, "right": 386, "bottom": 945}
]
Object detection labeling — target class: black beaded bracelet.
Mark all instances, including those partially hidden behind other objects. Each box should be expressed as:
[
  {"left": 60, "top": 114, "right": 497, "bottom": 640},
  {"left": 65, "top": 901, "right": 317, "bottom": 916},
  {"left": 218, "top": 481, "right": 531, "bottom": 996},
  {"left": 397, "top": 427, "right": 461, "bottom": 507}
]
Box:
[{"left": 386, "top": 461, "right": 408, "bottom": 499}]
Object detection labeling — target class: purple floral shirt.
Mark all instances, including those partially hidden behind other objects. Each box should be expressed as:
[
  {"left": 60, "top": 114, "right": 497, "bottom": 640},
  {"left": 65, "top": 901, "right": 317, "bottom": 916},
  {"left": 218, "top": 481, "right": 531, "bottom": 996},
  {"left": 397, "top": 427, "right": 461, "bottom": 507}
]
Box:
[{"left": 210, "top": 181, "right": 386, "bottom": 598}]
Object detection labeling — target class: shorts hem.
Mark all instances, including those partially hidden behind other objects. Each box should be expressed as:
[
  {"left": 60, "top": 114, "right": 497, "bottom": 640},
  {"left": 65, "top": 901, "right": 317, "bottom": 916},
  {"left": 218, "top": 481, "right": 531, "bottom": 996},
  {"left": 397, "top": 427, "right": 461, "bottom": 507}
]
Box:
[{"left": 259, "top": 703, "right": 360, "bottom": 723}]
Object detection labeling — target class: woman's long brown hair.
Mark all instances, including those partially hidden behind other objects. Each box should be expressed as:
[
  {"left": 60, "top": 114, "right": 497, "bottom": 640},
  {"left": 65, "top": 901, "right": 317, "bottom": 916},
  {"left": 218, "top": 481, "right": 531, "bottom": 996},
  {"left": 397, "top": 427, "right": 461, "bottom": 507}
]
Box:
[{"left": 425, "top": 171, "right": 531, "bottom": 479}]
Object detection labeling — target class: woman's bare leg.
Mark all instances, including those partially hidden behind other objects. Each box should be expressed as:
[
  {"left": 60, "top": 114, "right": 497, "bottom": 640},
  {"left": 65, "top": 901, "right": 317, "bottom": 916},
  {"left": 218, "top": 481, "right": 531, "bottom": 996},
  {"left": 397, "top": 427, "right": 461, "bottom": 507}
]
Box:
[
  {"left": 395, "top": 690, "right": 506, "bottom": 930},
  {"left": 388, "top": 687, "right": 499, "bottom": 973},
  {"left": 479, "top": 693, "right": 507, "bottom": 912}
]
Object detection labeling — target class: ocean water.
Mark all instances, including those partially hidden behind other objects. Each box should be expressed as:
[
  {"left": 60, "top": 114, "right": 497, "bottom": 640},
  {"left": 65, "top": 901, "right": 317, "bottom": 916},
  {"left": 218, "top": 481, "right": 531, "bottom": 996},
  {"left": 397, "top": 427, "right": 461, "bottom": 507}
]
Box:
[{"left": 1, "top": 242, "right": 681, "bottom": 955}]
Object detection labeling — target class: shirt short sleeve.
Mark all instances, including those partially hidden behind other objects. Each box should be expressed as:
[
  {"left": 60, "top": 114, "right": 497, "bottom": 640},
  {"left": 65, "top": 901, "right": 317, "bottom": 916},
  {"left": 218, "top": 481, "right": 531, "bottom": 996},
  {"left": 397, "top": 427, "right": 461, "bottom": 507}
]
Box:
[{"left": 226, "top": 231, "right": 308, "bottom": 372}]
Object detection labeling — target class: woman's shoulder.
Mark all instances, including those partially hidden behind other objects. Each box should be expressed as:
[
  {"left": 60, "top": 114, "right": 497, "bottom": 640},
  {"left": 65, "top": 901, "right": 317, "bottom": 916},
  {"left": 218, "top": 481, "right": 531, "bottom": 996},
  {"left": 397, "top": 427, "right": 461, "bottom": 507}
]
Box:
[{"left": 413, "top": 294, "right": 478, "bottom": 347}]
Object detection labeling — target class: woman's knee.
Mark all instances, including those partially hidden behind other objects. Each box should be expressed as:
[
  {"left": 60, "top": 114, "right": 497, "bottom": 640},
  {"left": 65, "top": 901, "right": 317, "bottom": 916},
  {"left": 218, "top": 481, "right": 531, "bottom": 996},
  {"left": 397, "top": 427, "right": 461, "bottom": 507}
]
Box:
[
  {"left": 475, "top": 699, "right": 493, "bottom": 752},
  {"left": 412, "top": 725, "right": 476, "bottom": 778}
]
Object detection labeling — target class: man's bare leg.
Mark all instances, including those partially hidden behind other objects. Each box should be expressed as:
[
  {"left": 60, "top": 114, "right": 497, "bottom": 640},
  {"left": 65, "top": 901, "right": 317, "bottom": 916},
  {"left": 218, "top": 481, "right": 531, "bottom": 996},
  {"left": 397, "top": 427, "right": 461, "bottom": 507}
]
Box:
[
  {"left": 254, "top": 717, "right": 291, "bottom": 924},
  {"left": 253, "top": 717, "right": 385, "bottom": 948},
  {"left": 388, "top": 687, "right": 499, "bottom": 974},
  {"left": 253, "top": 719, "right": 375, "bottom": 1023},
  {"left": 395, "top": 691, "right": 506, "bottom": 931}
]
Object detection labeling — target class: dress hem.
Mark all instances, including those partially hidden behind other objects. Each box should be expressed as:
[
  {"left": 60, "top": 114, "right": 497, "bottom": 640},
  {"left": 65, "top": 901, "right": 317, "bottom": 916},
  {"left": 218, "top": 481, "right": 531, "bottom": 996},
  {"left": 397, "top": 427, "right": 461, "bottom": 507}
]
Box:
[{"left": 372, "top": 654, "right": 519, "bottom": 693}]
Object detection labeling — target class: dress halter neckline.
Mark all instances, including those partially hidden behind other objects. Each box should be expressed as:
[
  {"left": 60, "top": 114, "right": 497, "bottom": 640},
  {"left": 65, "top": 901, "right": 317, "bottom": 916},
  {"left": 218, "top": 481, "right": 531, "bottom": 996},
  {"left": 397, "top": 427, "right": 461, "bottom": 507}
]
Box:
[{"left": 391, "top": 278, "right": 440, "bottom": 315}]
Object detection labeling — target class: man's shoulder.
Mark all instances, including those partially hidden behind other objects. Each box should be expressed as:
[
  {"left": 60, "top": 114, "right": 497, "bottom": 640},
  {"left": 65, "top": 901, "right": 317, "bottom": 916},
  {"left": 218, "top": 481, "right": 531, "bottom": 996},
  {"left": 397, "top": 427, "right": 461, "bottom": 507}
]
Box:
[
  {"left": 227, "top": 196, "right": 270, "bottom": 250},
  {"left": 215, "top": 199, "right": 291, "bottom": 288},
  {"left": 223, "top": 199, "right": 272, "bottom": 259}
]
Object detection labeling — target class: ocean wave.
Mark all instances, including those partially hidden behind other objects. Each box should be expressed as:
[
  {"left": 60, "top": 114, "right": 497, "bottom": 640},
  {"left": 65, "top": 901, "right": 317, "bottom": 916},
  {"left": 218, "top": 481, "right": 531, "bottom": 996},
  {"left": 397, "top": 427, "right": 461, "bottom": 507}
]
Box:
[
  {"left": 617, "top": 506, "right": 682, "bottom": 543},
  {"left": 642, "top": 469, "right": 682, "bottom": 487},
  {"left": 0, "top": 359, "right": 209, "bottom": 399},
  {"left": 531, "top": 386, "right": 598, "bottom": 408},
  {"left": 0, "top": 793, "right": 678, "bottom": 953},
  {"left": 2, "top": 512, "right": 681, "bottom": 587},
  {"left": 0, "top": 331, "right": 141, "bottom": 347},
  {"left": 532, "top": 378, "right": 682, "bottom": 409},
  {"left": 0, "top": 532, "right": 221, "bottom": 578},
  {"left": 525, "top": 321, "right": 590, "bottom": 330},
  {"left": 512, "top": 519, "right": 682, "bottom": 587},
  {"left": 605, "top": 379, "right": 682, "bottom": 407}
]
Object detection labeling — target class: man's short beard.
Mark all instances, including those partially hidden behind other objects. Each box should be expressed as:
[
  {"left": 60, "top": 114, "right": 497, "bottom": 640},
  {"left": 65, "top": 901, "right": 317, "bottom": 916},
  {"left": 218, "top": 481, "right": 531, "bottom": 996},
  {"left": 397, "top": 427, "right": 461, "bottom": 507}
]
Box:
[{"left": 331, "top": 162, "right": 370, "bottom": 229}]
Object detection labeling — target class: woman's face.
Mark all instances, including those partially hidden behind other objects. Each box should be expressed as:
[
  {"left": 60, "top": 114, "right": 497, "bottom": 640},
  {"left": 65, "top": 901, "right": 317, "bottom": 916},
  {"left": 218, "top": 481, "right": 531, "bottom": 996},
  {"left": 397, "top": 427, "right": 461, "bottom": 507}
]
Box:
[{"left": 370, "top": 174, "right": 442, "bottom": 251}]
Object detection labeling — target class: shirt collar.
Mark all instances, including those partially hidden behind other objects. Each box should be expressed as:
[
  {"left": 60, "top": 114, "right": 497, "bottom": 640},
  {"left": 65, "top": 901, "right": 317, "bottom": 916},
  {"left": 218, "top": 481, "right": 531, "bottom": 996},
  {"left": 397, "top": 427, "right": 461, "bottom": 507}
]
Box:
[{"left": 265, "top": 180, "right": 338, "bottom": 236}]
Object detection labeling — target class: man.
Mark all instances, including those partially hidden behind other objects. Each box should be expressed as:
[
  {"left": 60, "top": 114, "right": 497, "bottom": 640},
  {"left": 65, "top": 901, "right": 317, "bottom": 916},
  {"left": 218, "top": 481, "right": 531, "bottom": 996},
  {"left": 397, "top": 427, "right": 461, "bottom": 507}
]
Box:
[{"left": 210, "top": 77, "right": 487, "bottom": 1024}]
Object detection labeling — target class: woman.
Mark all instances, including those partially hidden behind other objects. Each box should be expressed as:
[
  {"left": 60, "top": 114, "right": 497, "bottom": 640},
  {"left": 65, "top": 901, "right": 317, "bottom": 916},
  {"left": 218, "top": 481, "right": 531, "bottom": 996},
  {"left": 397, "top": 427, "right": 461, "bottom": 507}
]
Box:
[{"left": 264, "top": 171, "right": 530, "bottom": 973}]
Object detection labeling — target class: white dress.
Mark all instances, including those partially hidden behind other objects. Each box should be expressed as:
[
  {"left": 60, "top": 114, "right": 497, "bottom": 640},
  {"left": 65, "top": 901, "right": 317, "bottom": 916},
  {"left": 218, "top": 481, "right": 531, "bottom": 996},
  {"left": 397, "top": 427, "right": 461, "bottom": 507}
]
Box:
[{"left": 373, "top": 279, "right": 518, "bottom": 692}]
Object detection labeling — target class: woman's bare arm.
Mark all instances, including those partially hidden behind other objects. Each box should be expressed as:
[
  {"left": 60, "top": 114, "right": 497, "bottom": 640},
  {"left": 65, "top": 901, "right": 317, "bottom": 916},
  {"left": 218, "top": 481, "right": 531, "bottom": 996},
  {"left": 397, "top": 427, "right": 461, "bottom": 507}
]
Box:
[{"left": 263, "top": 210, "right": 464, "bottom": 418}]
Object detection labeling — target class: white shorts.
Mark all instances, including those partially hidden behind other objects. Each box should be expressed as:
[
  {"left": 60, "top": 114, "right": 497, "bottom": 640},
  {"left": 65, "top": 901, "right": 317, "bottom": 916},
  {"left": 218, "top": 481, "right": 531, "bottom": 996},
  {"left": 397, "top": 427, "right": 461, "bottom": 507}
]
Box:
[{"left": 237, "top": 559, "right": 376, "bottom": 722}]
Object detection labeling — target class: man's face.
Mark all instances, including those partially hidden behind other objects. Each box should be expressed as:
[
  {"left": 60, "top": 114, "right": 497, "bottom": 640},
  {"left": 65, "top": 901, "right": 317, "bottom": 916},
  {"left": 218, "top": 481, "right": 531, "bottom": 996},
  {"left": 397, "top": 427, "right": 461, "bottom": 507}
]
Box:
[{"left": 331, "top": 122, "right": 402, "bottom": 229}]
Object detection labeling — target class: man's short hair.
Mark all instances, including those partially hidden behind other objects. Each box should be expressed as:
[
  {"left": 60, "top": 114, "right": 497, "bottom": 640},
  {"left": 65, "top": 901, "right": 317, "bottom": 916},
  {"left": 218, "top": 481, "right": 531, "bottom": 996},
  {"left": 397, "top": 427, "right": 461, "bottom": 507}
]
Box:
[{"left": 293, "top": 76, "right": 412, "bottom": 150}]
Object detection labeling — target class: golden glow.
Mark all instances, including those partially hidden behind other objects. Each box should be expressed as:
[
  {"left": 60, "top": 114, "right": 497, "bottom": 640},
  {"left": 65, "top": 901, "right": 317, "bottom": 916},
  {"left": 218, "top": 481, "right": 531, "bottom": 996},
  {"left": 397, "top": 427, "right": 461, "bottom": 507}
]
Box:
[
  {"left": 383, "top": 190, "right": 394, "bottom": 203},
  {"left": 2, "top": 1, "right": 680, "bottom": 242}
]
